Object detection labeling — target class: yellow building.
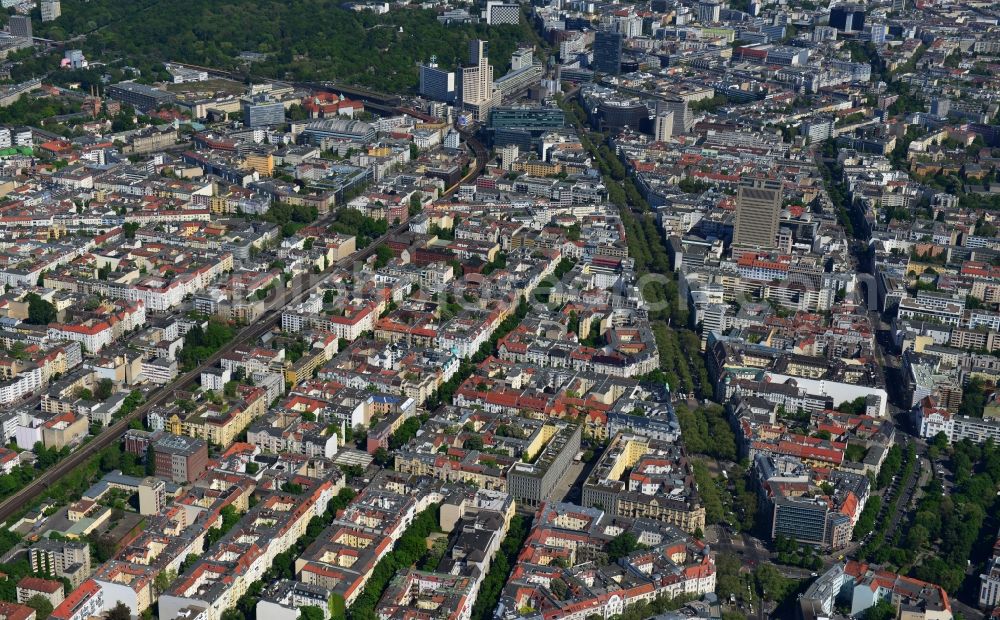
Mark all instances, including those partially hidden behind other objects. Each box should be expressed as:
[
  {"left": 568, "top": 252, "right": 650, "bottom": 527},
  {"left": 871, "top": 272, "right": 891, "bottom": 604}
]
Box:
[
  {"left": 181, "top": 388, "right": 268, "bottom": 447},
  {"left": 581, "top": 432, "right": 706, "bottom": 534},
  {"left": 616, "top": 497, "right": 706, "bottom": 533},
  {"left": 394, "top": 452, "right": 507, "bottom": 492},
  {"left": 284, "top": 349, "right": 328, "bottom": 387},
  {"left": 42, "top": 412, "right": 89, "bottom": 449},
  {"left": 243, "top": 152, "right": 274, "bottom": 176},
  {"left": 516, "top": 160, "right": 562, "bottom": 177}
]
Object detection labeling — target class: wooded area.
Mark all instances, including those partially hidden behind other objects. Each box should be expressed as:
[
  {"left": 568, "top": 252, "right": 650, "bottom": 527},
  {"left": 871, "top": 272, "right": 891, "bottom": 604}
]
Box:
[{"left": 34, "top": 0, "right": 532, "bottom": 92}]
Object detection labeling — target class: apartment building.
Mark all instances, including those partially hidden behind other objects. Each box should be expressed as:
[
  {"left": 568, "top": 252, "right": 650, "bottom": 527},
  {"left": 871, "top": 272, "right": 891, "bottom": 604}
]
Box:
[
  {"left": 160, "top": 482, "right": 338, "bottom": 620},
  {"left": 801, "top": 561, "right": 952, "bottom": 620},
  {"left": 50, "top": 580, "right": 104, "bottom": 620},
  {"left": 496, "top": 503, "right": 716, "bottom": 620},
  {"left": 29, "top": 540, "right": 91, "bottom": 589},
  {"left": 980, "top": 528, "right": 1000, "bottom": 609},
  {"left": 582, "top": 432, "right": 705, "bottom": 534}
]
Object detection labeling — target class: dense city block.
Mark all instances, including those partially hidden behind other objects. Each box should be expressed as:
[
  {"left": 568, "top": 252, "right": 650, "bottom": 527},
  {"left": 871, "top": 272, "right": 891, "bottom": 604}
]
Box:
[{"left": 0, "top": 0, "right": 996, "bottom": 619}]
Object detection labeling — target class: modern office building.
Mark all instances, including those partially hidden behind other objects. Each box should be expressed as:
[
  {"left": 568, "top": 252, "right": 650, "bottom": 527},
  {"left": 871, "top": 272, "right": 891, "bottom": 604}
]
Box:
[
  {"left": 510, "top": 47, "right": 534, "bottom": 70},
  {"left": 771, "top": 495, "right": 838, "bottom": 545},
  {"left": 760, "top": 24, "right": 787, "bottom": 41},
  {"left": 419, "top": 59, "right": 456, "bottom": 102},
  {"left": 490, "top": 107, "right": 563, "bottom": 149},
  {"left": 460, "top": 39, "right": 501, "bottom": 121},
  {"left": 40, "top": 0, "right": 60, "bottom": 22},
  {"left": 494, "top": 63, "right": 543, "bottom": 100},
  {"left": 592, "top": 30, "right": 623, "bottom": 75},
  {"left": 654, "top": 110, "right": 674, "bottom": 142},
  {"left": 8, "top": 15, "right": 31, "bottom": 38},
  {"left": 506, "top": 424, "right": 581, "bottom": 509},
  {"left": 829, "top": 3, "right": 866, "bottom": 32},
  {"left": 612, "top": 12, "right": 643, "bottom": 37},
  {"left": 489, "top": 106, "right": 564, "bottom": 135},
  {"left": 733, "top": 177, "right": 783, "bottom": 248},
  {"left": 301, "top": 118, "right": 376, "bottom": 144},
  {"left": 484, "top": 0, "right": 519, "bottom": 24},
  {"left": 596, "top": 99, "right": 648, "bottom": 131},
  {"left": 863, "top": 23, "right": 887, "bottom": 43},
  {"left": 697, "top": 0, "right": 721, "bottom": 23},
  {"left": 801, "top": 117, "right": 835, "bottom": 143},
  {"left": 152, "top": 434, "right": 209, "bottom": 483},
  {"left": 465, "top": 39, "right": 493, "bottom": 103},
  {"left": 242, "top": 96, "right": 286, "bottom": 127},
  {"left": 755, "top": 454, "right": 868, "bottom": 550},
  {"left": 107, "top": 82, "right": 177, "bottom": 113},
  {"left": 499, "top": 144, "right": 519, "bottom": 170},
  {"left": 767, "top": 46, "right": 809, "bottom": 66},
  {"left": 662, "top": 99, "right": 692, "bottom": 135},
  {"left": 559, "top": 32, "right": 588, "bottom": 62}
]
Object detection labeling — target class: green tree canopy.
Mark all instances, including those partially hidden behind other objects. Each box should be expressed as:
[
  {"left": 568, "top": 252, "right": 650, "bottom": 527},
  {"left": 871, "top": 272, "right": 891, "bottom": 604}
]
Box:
[
  {"left": 95, "top": 378, "right": 114, "bottom": 401},
  {"left": 25, "top": 594, "right": 54, "bottom": 620},
  {"left": 607, "top": 532, "right": 640, "bottom": 562},
  {"left": 26, "top": 293, "right": 57, "bottom": 325},
  {"left": 375, "top": 245, "right": 394, "bottom": 268},
  {"left": 300, "top": 606, "right": 325, "bottom": 620}
]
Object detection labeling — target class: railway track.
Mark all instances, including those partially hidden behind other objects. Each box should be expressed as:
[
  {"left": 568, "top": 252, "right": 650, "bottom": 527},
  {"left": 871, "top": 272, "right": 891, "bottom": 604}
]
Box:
[
  {"left": 0, "top": 121, "right": 487, "bottom": 524},
  {"left": 0, "top": 219, "right": 400, "bottom": 524},
  {"left": 167, "top": 62, "right": 401, "bottom": 108}
]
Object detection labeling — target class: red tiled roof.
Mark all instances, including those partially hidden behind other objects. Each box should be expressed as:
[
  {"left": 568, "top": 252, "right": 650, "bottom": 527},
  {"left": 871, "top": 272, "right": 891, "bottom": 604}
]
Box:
[
  {"left": 17, "top": 576, "right": 63, "bottom": 593},
  {"left": 0, "top": 601, "right": 35, "bottom": 620}
]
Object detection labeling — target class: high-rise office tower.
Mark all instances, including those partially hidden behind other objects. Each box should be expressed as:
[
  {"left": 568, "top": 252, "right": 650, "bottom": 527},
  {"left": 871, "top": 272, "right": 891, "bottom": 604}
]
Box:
[
  {"left": 484, "top": 0, "right": 520, "bottom": 24},
  {"left": 829, "top": 4, "right": 866, "bottom": 32},
  {"left": 734, "top": 177, "right": 783, "bottom": 248},
  {"left": 864, "top": 24, "right": 887, "bottom": 43},
  {"left": 662, "top": 99, "right": 691, "bottom": 135},
  {"left": 9, "top": 15, "right": 32, "bottom": 38},
  {"left": 510, "top": 47, "right": 534, "bottom": 70},
  {"left": 698, "top": 0, "right": 721, "bottom": 23},
  {"left": 613, "top": 13, "right": 643, "bottom": 38},
  {"left": 460, "top": 39, "right": 499, "bottom": 120},
  {"left": 593, "top": 30, "right": 623, "bottom": 75},
  {"left": 40, "top": 0, "right": 60, "bottom": 22},
  {"left": 420, "top": 58, "right": 456, "bottom": 102},
  {"left": 466, "top": 39, "right": 493, "bottom": 101},
  {"left": 654, "top": 110, "right": 674, "bottom": 142},
  {"left": 242, "top": 96, "right": 286, "bottom": 127}
]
